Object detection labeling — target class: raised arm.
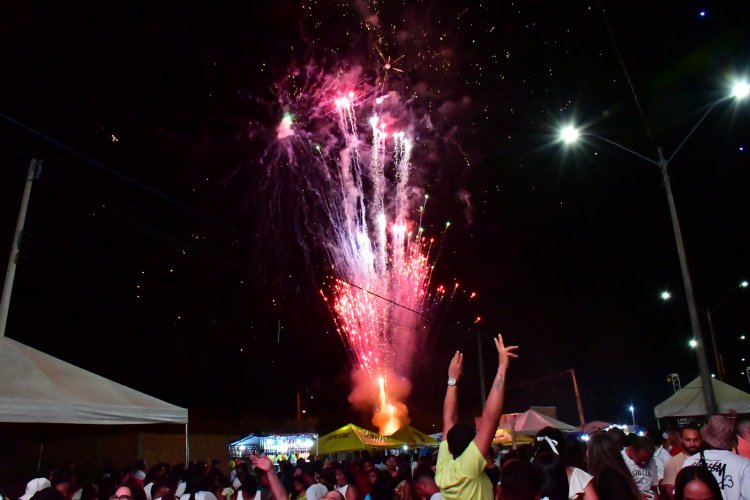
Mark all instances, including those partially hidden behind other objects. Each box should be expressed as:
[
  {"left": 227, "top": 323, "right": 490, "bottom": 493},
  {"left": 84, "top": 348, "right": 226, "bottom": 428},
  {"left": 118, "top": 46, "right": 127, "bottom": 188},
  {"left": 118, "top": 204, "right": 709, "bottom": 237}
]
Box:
[
  {"left": 442, "top": 350, "right": 463, "bottom": 440},
  {"left": 250, "top": 455, "right": 287, "bottom": 500},
  {"left": 474, "top": 334, "right": 518, "bottom": 456}
]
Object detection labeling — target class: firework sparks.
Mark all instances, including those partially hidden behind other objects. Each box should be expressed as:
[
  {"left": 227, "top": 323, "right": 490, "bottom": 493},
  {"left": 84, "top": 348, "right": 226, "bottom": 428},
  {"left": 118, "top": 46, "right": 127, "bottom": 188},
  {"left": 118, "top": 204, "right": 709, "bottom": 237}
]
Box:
[
  {"left": 323, "top": 92, "right": 435, "bottom": 434},
  {"left": 261, "top": 60, "right": 449, "bottom": 435}
]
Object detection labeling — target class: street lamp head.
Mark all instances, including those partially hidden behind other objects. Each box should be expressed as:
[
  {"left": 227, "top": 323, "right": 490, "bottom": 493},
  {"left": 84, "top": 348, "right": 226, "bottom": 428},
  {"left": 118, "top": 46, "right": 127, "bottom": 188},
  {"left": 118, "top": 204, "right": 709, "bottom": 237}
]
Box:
[
  {"left": 559, "top": 125, "right": 581, "bottom": 144},
  {"left": 660, "top": 290, "right": 672, "bottom": 301},
  {"left": 741, "top": 280, "right": 749, "bottom": 288},
  {"left": 732, "top": 80, "right": 750, "bottom": 100},
  {"left": 689, "top": 339, "right": 698, "bottom": 348},
  {"left": 628, "top": 405, "right": 634, "bottom": 412}
]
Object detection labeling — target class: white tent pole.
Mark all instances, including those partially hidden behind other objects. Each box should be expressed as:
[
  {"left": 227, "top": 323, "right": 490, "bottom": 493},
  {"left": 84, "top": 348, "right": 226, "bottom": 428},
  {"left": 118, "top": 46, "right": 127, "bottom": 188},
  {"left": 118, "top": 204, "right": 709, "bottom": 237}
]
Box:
[
  {"left": 0, "top": 159, "right": 41, "bottom": 339},
  {"left": 37, "top": 442, "right": 43, "bottom": 475},
  {"left": 185, "top": 423, "right": 189, "bottom": 464}
]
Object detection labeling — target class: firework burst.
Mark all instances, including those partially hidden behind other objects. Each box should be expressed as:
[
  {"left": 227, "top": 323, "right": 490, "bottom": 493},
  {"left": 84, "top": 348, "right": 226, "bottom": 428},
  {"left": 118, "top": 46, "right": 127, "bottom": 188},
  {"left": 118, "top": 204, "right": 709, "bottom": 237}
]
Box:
[{"left": 257, "top": 57, "right": 452, "bottom": 434}]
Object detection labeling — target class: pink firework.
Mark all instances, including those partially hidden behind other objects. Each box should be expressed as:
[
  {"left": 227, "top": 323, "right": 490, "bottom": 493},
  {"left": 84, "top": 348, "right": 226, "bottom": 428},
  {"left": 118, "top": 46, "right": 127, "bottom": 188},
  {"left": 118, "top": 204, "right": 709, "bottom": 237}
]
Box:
[
  {"left": 263, "top": 64, "right": 448, "bottom": 434},
  {"left": 320, "top": 93, "right": 437, "bottom": 435}
]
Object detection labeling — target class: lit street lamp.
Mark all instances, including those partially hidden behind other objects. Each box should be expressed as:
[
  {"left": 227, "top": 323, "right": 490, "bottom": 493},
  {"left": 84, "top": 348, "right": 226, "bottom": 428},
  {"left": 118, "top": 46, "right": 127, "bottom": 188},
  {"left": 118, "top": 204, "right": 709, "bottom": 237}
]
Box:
[
  {"left": 558, "top": 79, "right": 749, "bottom": 416},
  {"left": 629, "top": 404, "right": 636, "bottom": 426}
]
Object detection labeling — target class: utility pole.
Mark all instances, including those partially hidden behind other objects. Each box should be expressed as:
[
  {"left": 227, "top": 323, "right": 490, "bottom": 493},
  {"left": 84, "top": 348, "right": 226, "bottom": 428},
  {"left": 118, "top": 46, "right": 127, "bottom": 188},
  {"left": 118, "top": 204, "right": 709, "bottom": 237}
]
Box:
[
  {"left": 0, "top": 159, "right": 42, "bottom": 338},
  {"left": 706, "top": 310, "right": 727, "bottom": 380},
  {"left": 658, "top": 147, "right": 718, "bottom": 415},
  {"left": 569, "top": 369, "right": 586, "bottom": 431}
]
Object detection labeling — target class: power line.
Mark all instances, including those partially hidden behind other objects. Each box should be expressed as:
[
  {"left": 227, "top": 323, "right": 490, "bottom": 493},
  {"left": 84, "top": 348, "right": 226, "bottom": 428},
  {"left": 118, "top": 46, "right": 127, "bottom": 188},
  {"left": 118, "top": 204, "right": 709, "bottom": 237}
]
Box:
[{"left": 0, "top": 112, "right": 250, "bottom": 240}]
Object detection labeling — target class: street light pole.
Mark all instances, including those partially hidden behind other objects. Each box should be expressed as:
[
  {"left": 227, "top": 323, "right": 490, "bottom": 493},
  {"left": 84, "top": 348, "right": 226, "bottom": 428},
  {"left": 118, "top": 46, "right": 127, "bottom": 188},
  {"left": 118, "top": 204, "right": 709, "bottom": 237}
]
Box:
[
  {"left": 705, "top": 310, "right": 726, "bottom": 380},
  {"left": 629, "top": 404, "right": 636, "bottom": 427},
  {"left": 558, "top": 82, "right": 748, "bottom": 417},
  {"left": 657, "top": 147, "right": 718, "bottom": 415}
]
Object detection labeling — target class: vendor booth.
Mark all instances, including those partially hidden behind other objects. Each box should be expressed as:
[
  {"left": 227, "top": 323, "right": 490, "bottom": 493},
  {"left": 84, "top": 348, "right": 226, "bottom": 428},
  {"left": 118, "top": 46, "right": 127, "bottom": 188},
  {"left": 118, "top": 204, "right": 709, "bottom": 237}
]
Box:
[{"left": 228, "top": 433, "right": 318, "bottom": 461}]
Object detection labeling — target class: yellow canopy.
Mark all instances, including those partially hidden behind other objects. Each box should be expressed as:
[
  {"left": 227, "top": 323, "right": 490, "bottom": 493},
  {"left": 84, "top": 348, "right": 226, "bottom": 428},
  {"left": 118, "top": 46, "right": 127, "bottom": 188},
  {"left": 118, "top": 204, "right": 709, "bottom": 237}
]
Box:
[
  {"left": 493, "top": 427, "right": 533, "bottom": 446},
  {"left": 389, "top": 425, "right": 439, "bottom": 447},
  {"left": 317, "top": 423, "right": 405, "bottom": 454}
]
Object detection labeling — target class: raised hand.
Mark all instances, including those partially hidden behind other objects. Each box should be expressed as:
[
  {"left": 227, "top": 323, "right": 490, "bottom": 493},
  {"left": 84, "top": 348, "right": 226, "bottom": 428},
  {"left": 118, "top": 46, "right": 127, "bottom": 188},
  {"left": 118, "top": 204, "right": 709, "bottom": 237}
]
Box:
[
  {"left": 250, "top": 455, "right": 273, "bottom": 472},
  {"left": 494, "top": 334, "right": 518, "bottom": 370},
  {"left": 448, "top": 350, "right": 463, "bottom": 380}
]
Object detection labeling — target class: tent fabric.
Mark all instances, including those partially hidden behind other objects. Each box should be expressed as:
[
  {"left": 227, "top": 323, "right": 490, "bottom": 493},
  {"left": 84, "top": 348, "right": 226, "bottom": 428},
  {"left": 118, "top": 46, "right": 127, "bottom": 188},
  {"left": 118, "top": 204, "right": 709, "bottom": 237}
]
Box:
[
  {"left": 0, "top": 337, "right": 188, "bottom": 424},
  {"left": 389, "top": 425, "right": 439, "bottom": 447},
  {"left": 654, "top": 376, "right": 750, "bottom": 418},
  {"left": 500, "top": 410, "right": 578, "bottom": 434},
  {"left": 583, "top": 421, "right": 611, "bottom": 434},
  {"left": 317, "top": 424, "right": 404, "bottom": 454},
  {"left": 493, "top": 428, "right": 533, "bottom": 445}
]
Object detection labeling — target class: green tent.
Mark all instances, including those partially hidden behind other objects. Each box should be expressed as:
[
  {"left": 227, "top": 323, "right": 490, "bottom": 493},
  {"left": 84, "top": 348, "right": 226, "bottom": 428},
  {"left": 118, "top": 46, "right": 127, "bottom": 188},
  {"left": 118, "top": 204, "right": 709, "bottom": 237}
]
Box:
[
  {"left": 389, "top": 425, "right": 439, "bottom": 447},
  {"left": 317, "top": 423, "right": 405, "bottom": 454}
]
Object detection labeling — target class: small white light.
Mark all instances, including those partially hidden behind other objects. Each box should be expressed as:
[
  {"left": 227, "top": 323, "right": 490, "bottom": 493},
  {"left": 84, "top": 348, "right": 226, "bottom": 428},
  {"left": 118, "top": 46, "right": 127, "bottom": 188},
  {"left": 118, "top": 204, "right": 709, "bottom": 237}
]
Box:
[
  {"left": 741, "top": 280, "right": 748, "bottom": 288},
  {"left": 559, "top": 125, "right": 580, "bottom": 144},
  {"left": 732, "top": 81, "right": 750, "bottom": 100},
  {"left": 661, "top": 291, "right": 672, "bottom": 301},
  {"left": 689, "top": 339, "right": 698, "bottom": 348}
]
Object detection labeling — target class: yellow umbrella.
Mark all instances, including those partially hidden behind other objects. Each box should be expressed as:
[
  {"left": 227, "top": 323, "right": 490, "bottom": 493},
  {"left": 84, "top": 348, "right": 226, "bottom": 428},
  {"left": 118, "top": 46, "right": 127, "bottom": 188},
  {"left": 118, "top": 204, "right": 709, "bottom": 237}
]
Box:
[
  {"left": 316, "top": 423, "right": 406, "bottom": 454},
  {"left": 389, "top": 425, "right": 440, "bottom": 447}
]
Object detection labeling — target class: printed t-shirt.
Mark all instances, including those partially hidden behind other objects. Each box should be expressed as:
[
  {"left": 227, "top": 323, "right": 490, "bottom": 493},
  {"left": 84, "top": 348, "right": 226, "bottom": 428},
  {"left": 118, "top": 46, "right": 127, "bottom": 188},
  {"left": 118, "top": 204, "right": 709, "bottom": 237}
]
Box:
[
  {"left": 621, "top": 450, "right": 658, "bottom": 494},
  {"left": 683, "top": 450, "right": 750, "bottom": 500}
]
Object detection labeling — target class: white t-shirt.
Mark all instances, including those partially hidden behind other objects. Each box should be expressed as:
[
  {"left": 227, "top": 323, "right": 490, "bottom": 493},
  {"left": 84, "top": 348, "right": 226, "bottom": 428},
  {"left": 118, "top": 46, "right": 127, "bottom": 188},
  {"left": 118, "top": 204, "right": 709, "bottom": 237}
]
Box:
[
  {"left": 621, "top": 450, "right": 658, "bottom": 494},
  {"left": 653, "top": 445, "right": 671, "bottom": 481},
  {"left": 334, "top": 484, "right": 349, "bottom": 495},
  {"left": 144, "top": 483, "right": 153, "bottom": 500},
  {"left": 306, "top": 483, "right": 328, "bottom": 500},
  {"left": 683, "top": 450, "right": 750, "bottom": 500},
  {"left": 568, "top": 467, "right": 593, "bottom": 499},
  {"left": 176, "top": 481, "right": 187, "bottom": 498}
]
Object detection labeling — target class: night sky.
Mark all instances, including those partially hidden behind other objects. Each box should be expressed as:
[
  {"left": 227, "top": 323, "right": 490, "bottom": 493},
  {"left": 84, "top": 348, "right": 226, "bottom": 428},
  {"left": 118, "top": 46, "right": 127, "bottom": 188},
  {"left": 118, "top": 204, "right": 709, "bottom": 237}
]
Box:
[{"left": 1, "top": 1, "right": 748, "bottom": 433}]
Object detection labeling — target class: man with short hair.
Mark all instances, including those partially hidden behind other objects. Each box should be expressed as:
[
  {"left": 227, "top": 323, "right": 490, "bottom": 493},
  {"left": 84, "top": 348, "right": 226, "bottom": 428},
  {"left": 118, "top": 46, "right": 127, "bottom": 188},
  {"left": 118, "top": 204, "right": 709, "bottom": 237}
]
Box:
[
  {"left": 621, "top": 436, "right": 659, "bottom": 498},
  {"left": 321, "top": 492, "right": 344, "bottom": 500},
  {"left": 661, "top": 424, "right": 702, "bottom": 499},
  {"left": 413, "top": 470, "right": 441, "bottom": 500},
  {"left": 736, "top": 416, "right": 750, "bottom": 459},
  {"left": 435, "top": 334, "right": 518, "bottom": 500},
  {"left": 683, "top": 415, "right": 750, "bottom": 500}
]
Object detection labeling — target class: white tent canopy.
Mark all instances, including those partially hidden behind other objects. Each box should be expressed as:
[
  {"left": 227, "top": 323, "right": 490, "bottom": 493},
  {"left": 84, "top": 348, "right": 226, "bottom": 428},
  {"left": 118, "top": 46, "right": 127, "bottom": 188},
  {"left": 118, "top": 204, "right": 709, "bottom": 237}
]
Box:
[
  {"left": 654, "top": 376, "right": 750, "bottom": 418},
  {"left": 500, "top": 409, "right": 578, "bottom": 435},
  {"left": 0, "top": 336, "right": 188, "bottom": 424}
]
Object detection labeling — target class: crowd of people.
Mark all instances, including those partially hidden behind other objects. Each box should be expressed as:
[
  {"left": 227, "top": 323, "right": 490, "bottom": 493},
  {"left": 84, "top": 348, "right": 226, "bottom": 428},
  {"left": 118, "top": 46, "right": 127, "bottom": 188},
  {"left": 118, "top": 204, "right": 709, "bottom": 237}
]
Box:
[{"left": 6, "top": 334, "right": 750, "bottom": 500}]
